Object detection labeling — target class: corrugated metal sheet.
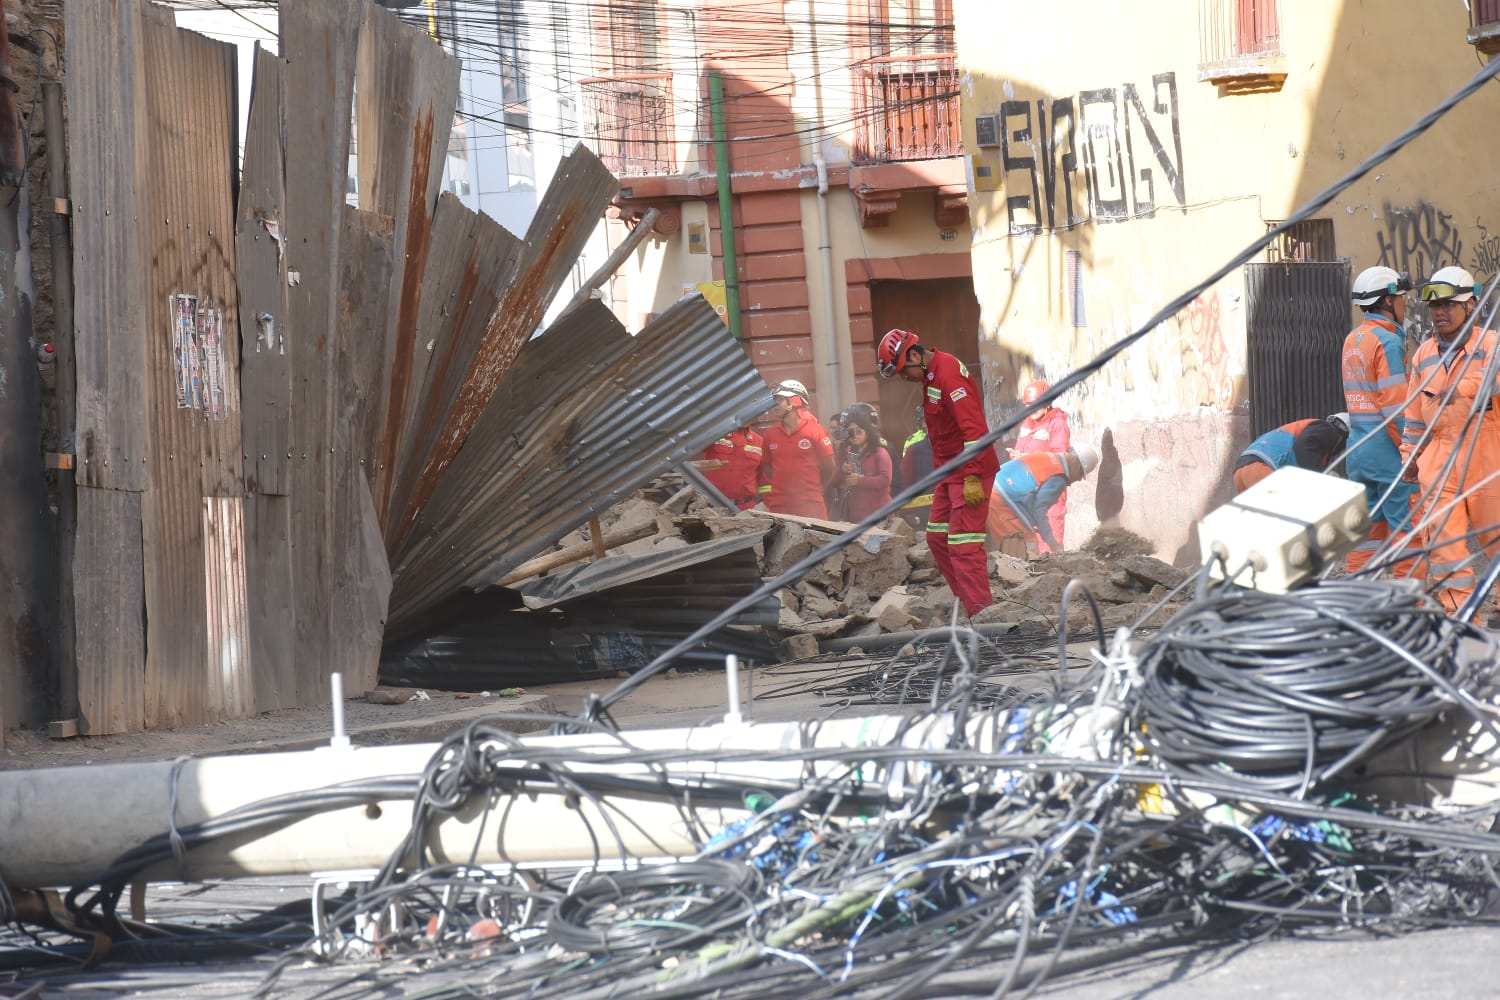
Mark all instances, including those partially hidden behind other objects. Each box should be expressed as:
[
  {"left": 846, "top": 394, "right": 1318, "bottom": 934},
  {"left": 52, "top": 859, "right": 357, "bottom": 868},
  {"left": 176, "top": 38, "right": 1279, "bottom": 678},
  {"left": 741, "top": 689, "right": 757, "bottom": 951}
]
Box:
[
  {"left": 380, "top": 537, "right": 779, "bottom": 690},
  {"left": 138, "top": 9, "right": 244, "bottom": 730},
  {"left": 281, "top": 0, "right": 360, "bottom": 706},
  {"left": 66, "top": 0, "right": 151, "bottom": 733},
  {"left": 385, "top": 294, "right": 774, "bottom": 635},
  {"left": 515, "top": 531, "right": 772, "bottom": 611},
  {"left": 385, "top": 147, "right": 620, "bottom": 550},
  {"left": 61, "top": 0, "right": 772, "bottom": 734}
]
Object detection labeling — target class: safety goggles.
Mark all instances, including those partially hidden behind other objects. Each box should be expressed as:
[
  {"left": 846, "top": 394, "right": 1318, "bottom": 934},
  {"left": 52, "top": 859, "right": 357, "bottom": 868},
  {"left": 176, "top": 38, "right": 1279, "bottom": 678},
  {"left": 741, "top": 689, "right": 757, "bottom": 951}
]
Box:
[
  {"left": 1419, "top": 281, "right": 1476, "bottom": 303},
  {"left": 877, "top": 358, "right": 899, "bottom": 378},
  {"left": 1384, "top": 273, "right": 1414, "bottom": 295}
]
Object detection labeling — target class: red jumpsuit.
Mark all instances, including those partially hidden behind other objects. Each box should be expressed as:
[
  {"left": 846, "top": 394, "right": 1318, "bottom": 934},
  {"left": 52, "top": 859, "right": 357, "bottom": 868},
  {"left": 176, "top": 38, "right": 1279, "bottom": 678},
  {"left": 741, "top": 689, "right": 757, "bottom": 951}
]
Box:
[
  {"left": 701, "top": 427, "right": 763, "bottom": 509},
  {"left": 759, "top": 407, "right": 835, "bottom": 519},
  {"left": 922, "top": 351, "right": 1000, "bottom": 615},
  {"left": 1012, "top": 406, "right": 1071, "bottom": 553},
  {"left": 1401, "top": 327, "right": 1500, "bottom": 612}
]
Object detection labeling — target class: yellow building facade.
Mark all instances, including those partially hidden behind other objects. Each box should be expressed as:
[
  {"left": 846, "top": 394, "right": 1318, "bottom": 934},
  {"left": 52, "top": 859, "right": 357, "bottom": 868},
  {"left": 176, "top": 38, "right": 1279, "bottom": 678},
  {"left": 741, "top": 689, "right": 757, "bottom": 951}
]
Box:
[{"left": 957, "top": 0, "right": 1500, "bottom": 561}]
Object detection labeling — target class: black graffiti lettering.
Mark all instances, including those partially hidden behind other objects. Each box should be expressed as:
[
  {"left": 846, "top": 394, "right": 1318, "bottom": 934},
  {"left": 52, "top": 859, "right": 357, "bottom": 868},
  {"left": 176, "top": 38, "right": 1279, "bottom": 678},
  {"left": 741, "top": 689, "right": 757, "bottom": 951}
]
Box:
[
  {"left": 1079, "top": 88, "right": 1127, "bottom": 222},
  {"left": 999, "top": 99, "right": 1041, "bottom": 235},
  {"left": 1038, "top": 97, "right": 1080, "bottom": 230},
  {"left": 995, "top": 72, "right": 1185, "bottom": 234},
  {"left": 1121, "top": 74, "right": 1186, "bottom": 218},
  {"left": 1375, "top": 201, "right": 1466, "bottom": 286},
  {"left": 1470, "top": 227, "right": 1500, "bottom": 284}
]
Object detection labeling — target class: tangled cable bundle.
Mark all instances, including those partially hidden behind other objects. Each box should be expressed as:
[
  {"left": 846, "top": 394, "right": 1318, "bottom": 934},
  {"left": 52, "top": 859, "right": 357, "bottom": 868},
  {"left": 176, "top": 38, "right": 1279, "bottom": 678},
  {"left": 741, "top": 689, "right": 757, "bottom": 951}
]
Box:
[{"left": 1133, "top": 579, "right": 1485, "bottom": 795}]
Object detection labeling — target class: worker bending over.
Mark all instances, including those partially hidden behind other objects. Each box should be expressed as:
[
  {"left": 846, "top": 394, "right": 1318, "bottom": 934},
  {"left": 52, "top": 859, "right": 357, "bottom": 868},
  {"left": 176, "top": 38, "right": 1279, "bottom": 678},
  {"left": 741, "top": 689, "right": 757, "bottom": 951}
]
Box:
[
  {"left": 1232, "top": 414, "right": 1349, "bottom": 494},
  {"left": 988, "top": 445, "right": 1099, "bottom": 554}
]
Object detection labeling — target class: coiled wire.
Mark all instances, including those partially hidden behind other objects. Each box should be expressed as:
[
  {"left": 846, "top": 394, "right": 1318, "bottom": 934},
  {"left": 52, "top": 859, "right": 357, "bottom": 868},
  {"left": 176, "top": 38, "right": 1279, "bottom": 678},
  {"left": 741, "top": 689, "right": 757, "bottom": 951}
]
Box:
[{"left": 1132, "top": 579, "right": 1483, "bottom": 795}]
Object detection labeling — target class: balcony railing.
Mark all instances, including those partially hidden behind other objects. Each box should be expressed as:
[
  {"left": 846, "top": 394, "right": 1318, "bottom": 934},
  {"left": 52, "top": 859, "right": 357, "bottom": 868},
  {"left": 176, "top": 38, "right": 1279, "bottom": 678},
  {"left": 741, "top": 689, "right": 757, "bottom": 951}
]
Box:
[
  {"left": 1198, "top": 0, "right": 1286, "bottom": 88},
  {"left": 581, "top": 72, "right": 676, "bottom": 177},
  {"left": 1470, "top": 0, "right": 1500, "bottom": 54},
  {"left": 853, "top": 53, "right": 962, "bottom": 164}
]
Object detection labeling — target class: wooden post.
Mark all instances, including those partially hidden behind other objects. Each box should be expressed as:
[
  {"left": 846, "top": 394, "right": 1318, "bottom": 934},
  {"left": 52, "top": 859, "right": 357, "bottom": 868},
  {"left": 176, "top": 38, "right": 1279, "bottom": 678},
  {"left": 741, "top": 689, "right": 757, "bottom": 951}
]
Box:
[{"left": 587, "top": 516, "right": 608, "bottom": 561}]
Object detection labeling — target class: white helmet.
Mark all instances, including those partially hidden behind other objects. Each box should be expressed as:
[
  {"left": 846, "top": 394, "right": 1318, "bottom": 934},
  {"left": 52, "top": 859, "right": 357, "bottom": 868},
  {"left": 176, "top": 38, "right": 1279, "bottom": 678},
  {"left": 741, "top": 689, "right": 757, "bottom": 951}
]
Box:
[
  {"left": 1069, "top": 443, "right": 1099, "bottom": 476},
  {"left": 1421, "top": 265, "right": 1479, "bottom": 303},
  {"left": 773, "top": 378, "right": 809, "bottom": 400},
  {"left": 1326, "top": 412, "right": 1350, "bottom": 436},
  {"left": 1351, "top": 265, "right": 1411, "bottom": 306}
]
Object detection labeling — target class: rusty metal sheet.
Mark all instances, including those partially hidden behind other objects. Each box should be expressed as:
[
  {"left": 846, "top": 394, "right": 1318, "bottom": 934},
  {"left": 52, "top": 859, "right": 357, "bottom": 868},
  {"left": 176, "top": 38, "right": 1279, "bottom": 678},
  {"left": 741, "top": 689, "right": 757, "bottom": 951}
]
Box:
[
  {"left": 237, "top": 45, "right": 290, "bottom": 497},
  {"left": 281, "top": 0, "right": 360, "bottom": 685},
  {"left": 355, "top": 4, "right": 462, "bottom": 523},
  {"left": 245, "top": 493, "right": 296, "bottom": 712},
  {"left": 329, "top": 205, "right": 397, "bottom": 692},
  {"left": 386, "top": 145, "right": 619, "bottom": 550},
  {"left": 138, "top": 11, "right": 243, "bottom": 729},
  {"left": 514, "top": 530, "right": 774, "bottom": 613},
  {"left": 385, "top": 295, "right": 774, "bottom": 634},
  {"left": 73, "top": 487, "right": 145, "bottom": 735},
  {"left": 65, "top": 0, "right": 151, "bottom": 491},
  {"left": 381, "top": 193, "right": 522, "bottom": 542}
]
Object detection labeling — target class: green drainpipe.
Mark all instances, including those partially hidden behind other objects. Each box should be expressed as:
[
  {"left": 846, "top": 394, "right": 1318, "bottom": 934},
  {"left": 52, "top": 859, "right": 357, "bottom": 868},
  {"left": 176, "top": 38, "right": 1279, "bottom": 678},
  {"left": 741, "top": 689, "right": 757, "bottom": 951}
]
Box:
[{"left": 708, "top": 70, "right": 742, "bottom": 340}]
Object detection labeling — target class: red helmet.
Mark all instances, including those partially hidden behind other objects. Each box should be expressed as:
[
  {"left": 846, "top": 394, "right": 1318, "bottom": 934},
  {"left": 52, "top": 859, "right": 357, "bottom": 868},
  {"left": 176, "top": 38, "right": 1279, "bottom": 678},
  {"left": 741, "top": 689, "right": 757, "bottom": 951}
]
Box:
[
  {"left": 877, "top": 329, "right": 920, "bottom": 378},
  {"left": 1022, "top": 379, "right": 1049, "bottom": 405}
]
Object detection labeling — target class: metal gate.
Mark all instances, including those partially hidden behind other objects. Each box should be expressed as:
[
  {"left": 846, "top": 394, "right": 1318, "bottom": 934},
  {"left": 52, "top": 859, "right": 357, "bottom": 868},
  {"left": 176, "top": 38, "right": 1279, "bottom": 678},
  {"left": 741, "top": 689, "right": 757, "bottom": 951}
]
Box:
[{"left": 1244, "top": 260, "right": 1351, "bottom": 437}]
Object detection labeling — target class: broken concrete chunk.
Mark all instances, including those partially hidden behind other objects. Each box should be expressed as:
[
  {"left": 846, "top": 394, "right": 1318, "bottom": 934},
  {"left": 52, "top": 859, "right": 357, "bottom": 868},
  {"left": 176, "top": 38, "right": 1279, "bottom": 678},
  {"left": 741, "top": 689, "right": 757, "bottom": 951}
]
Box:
[
  {"left": 992, "top": 553, "right": 1031, "bottom": 586},
  {"left": 796, "top": 582, "right": 841, "bottom": 620},
  {"left": 876, "top": 603, "right": 922, "bottom": 633},
  {"left": 764, "top": 523, "right": 813, "bottom": 576},
  {"left": 365, "top": 689, "right": 415, "bottom": 705},
  {"left": 779, "top": 634, "right": 821, "bottom": 660},
  {"left": 778, "top": 606, "right": 805, "bottom": 630},
  {"left": 868, "top": 586, "right": 912, "bottom": 620},
  {"left": 1120, "top": 554, "right": 1188, "bottom": 591}
]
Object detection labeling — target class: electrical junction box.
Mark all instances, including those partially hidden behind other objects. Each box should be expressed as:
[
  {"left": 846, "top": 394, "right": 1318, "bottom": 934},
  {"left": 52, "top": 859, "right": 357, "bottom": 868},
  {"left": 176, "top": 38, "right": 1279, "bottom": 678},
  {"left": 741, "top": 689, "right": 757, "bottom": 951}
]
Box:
[{"left": 1196, "top": 466, "right": 1369, "bottom": 593}]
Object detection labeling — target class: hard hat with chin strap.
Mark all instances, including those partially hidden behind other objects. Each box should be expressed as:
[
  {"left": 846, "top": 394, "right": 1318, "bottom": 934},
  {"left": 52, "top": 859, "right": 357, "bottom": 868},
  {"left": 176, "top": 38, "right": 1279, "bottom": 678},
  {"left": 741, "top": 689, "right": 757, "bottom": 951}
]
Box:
[
  {"left": 1420, "top": 265, "right": 1480, "bottom": 303},
  {"left": 773, "top": 378, "right": 809, "bottom": 401},
  {"left": 877, "top": 329, "right": 921, "bottom": 378},
  {"left": 1022, "top": 379, "right": 1049, "bottom": 406},
  {"left": 1069, "top": 443, "right": 1099, "bottom": 477},
  {"left": 1351, "top": 265, "right": 1411, "bottom": 306},
  {"left": 1326, "top": 412, "right": 1351, "bottom": 437}
]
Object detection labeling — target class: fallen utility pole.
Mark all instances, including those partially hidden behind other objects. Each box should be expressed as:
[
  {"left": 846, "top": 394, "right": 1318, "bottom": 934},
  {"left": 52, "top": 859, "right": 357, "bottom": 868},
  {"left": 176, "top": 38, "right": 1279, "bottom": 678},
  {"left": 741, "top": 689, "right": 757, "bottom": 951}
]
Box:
[{"left": 0, "top": 713, "right": 962, "bottom": 890}]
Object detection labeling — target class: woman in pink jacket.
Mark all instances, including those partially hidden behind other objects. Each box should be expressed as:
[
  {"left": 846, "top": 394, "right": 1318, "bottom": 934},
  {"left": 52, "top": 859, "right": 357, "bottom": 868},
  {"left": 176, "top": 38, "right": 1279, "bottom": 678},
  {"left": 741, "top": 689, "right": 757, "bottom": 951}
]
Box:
[
  {"left": 836, "top": 405, "right": 893, "bottom": 522},
  {"left": 1009, "top": 380, "right": 1072, "bottom": 553}
]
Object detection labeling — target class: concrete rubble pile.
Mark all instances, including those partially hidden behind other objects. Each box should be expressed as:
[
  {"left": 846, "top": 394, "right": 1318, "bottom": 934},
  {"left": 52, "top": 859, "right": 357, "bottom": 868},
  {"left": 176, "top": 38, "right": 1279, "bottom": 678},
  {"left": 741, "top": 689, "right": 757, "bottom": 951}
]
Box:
[{"left": 540, "top": 483, "right": 1189, "bottom": 662}]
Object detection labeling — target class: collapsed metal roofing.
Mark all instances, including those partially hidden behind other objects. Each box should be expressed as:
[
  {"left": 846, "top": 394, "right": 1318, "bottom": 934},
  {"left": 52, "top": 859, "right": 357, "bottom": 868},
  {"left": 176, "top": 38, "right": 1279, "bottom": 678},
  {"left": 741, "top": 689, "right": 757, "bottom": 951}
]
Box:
[{"left": 385, "top": 295, "right": 774, "bottom": 638}]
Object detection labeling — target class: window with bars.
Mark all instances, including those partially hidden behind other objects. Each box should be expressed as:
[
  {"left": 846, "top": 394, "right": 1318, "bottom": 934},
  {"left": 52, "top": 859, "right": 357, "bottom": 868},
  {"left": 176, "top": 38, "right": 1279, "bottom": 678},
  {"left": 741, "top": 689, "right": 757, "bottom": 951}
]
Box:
[
  {"left": 582, "top": 1, "right": 675, "bottom": 176},
  {"left": 854, "top": 0, "right": 962, "bottom": 163},
  {"left": 1264, "top": 219, "right": 1337, "bottom": 263},
  {"left": 1198, "top": 0, "right": 1287, "bottom": 91},
  {"left": 1469, "top": 0, "right": 1500, "bottom": 54}
]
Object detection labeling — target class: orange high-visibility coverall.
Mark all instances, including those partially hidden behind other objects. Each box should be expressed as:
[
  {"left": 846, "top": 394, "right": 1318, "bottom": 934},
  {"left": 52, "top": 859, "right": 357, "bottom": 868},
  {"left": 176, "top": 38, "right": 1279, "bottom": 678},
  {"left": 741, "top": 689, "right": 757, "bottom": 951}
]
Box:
[
  {"left": 1342, "top": 314, "right": 1418, "bottom": 575},
  {"left": 1401, "top": 327, "right": 1500, "bottom": 612}
]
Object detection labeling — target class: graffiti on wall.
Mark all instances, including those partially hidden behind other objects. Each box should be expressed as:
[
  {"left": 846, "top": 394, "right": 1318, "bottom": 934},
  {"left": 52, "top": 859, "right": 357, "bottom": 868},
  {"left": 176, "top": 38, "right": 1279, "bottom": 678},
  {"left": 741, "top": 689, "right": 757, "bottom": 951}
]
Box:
[
  {"left": 1183, "top": 291, "right": 1235, "bottom": 409},
  {"left": 1375, "top": 201, "right": 1466, "bottom": 287},
  {"left": 998, "top": 72, "right": 1185, "bottom": 235},
  {"left": 1469, "top": 224, "right": 1500, "bottom": 285}
]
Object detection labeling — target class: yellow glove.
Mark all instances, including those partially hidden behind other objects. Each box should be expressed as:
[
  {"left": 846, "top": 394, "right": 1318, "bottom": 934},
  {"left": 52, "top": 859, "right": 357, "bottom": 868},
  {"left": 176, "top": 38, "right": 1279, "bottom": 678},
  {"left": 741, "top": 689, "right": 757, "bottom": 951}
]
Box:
[{"left": 963, "top": 474, "right": 984, "bottom": 507}]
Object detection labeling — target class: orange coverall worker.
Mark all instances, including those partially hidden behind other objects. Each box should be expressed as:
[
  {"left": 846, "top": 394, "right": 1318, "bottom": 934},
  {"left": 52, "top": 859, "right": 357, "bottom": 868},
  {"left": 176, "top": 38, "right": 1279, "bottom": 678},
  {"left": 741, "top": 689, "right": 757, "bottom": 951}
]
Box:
[
  {"left": 700, "top": 427, "right": 763, "bottom": 509},
  {"left": 759, "top": 407, "right": 835, "bottom": 519},
  {"left": 1012, "top": 406, "right": 1071, "bottom": 553},
  {"left": 1342, "top": 313, "right": 1418, "bottom": 574},
  {"left": 1401, "top": 326, "right": 1500, "bottom": 611},
  {"left": 923, "top": 351, "right": 1001, "bottom": 616}
]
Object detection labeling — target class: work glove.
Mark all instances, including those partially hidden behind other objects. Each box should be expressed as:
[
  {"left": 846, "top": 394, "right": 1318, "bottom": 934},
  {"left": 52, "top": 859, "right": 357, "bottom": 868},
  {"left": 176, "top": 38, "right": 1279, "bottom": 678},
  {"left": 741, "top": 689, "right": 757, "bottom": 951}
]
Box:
[{"left": 963, "top": 474, "right": 984, "bottom": 507}]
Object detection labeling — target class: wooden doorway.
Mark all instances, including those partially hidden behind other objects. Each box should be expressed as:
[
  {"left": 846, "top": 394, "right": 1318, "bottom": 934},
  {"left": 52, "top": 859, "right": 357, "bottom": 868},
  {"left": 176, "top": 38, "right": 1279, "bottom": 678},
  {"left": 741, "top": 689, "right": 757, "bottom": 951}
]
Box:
[{"left": 872, "top": 276, "right": 981, "bottom": 458}]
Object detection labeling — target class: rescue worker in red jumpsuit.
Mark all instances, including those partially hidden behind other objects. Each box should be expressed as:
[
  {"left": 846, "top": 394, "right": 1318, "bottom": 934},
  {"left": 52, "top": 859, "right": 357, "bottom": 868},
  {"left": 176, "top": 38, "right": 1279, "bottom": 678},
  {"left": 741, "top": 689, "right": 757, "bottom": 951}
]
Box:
[
  {"left": 757, "top": 379, "right": 836, "bottom": 519},
  {"left": 878, "top": 329, "right": 999, "bottom": 616},
  {"left": 1400, "top": 266, "right": 1500, "bottom": 615},
  {"left": 696, "top": 424, "right": 763, "bottom": 509},
  {"left": 1009, "top": 379, "right": 1072, "bottom": 553}
]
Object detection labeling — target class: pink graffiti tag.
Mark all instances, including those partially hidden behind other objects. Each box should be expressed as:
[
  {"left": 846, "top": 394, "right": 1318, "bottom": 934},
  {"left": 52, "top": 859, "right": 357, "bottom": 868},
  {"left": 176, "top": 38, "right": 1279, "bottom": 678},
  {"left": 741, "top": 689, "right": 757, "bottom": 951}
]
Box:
[{"left": 1185, "top": 292, "right": 1234, "bottom": 408}]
